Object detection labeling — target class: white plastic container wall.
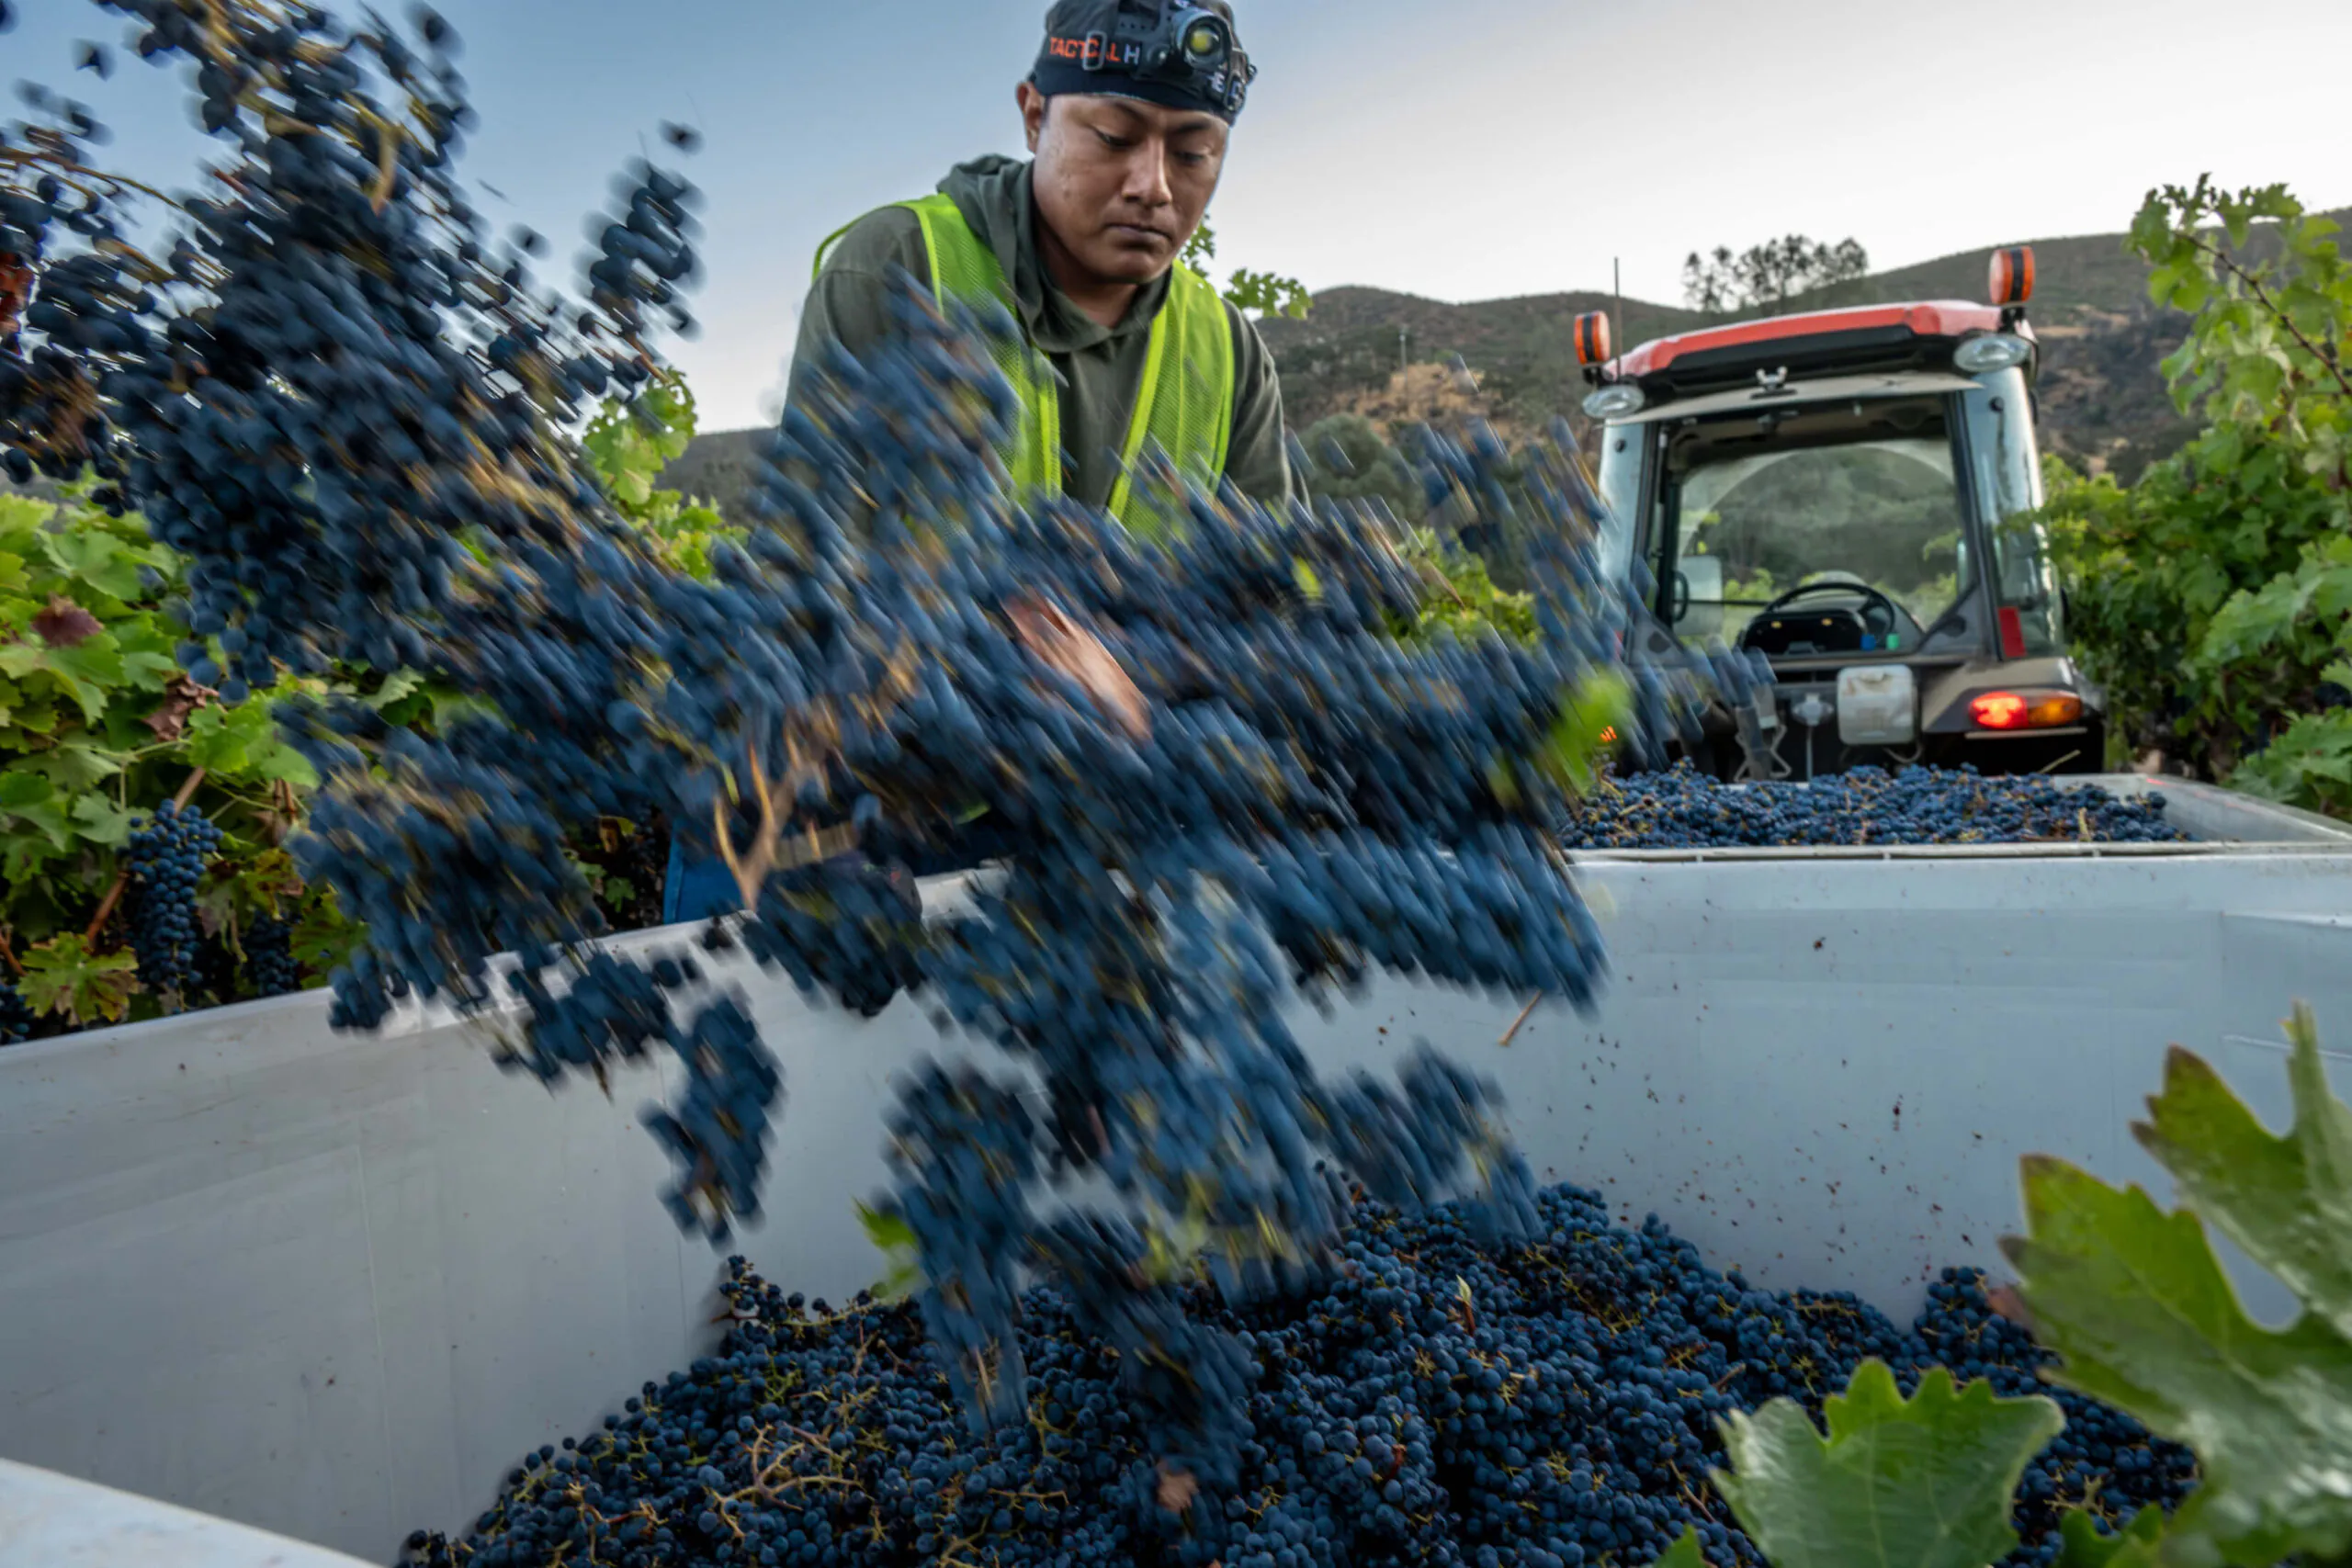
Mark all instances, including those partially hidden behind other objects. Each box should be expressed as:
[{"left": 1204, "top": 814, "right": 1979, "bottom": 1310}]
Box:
[{"left": 2, "top": 776, "right": 2348, "bottom": 1562}]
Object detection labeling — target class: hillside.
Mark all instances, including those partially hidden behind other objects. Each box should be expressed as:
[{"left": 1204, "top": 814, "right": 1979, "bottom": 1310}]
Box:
[
  {"left": 1249, "top": 212, "right": 2345, "bottom": 481},
  {"left": 13, "top": 209, "right": 2312, "bottom": 520}
]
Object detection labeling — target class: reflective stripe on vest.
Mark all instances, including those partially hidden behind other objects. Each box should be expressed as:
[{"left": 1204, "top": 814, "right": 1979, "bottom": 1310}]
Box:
[{"left": 813, "top": 194, "right": 1235, "bottom": 535}]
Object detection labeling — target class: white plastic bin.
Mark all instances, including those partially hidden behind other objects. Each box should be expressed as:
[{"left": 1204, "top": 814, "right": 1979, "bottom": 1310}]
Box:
[{"left": 3, "top": 782, "right": 2347, "bottom": 1562}]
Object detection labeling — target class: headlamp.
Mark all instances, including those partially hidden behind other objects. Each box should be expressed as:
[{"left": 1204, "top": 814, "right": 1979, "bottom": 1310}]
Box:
[
  {"left": 1090, "top": 2, "right": 1255, "bottom": 116},
  {"left": 1173, "top": 8, "right": 1233, "bottom": 72}
]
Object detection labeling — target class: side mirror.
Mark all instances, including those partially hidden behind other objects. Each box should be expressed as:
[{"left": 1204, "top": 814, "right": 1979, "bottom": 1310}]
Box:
[{"left": 1674, "top": 555, "right": 1724, "bottom": 641}]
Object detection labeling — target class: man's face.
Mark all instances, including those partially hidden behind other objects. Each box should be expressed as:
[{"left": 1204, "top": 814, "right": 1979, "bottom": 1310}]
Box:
[{"left": 1022, "top": 86, "right": 1227, "bottom": 286}]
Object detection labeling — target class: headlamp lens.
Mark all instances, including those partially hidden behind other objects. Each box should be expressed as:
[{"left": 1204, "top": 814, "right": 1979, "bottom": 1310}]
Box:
[{"left": 1182, "top": 17, "right": 1227, "bottom": 63}]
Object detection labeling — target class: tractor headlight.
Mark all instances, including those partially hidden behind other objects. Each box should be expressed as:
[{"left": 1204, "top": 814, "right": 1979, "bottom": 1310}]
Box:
[
  {"left": 1954, "top": 333, "right": 2032, "bottom": 373},
  {"left": 1581, "top": 382, "right": 1646, "bottom": 421}
]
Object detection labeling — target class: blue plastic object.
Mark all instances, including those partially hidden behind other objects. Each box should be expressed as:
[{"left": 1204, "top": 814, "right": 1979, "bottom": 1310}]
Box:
[{"left": 661, "top": 835, "right": 743, "bottom": 926}]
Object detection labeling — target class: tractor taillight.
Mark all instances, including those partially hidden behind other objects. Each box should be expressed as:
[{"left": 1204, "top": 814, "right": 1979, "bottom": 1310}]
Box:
[
  {"left": 1971, "top": 693, "right": 2030, "bottom": 729},
  {"left": 1970, "top": 691, "right": 2080, "bottom": 730},
  {"left": 2031, "top": 694, "right": 2084, "bottom": 727}
]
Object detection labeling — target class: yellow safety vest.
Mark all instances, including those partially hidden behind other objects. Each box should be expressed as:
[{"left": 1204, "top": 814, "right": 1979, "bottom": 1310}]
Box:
[{"left": 815, "top": 193, "right": 1235, "bottom": 532}]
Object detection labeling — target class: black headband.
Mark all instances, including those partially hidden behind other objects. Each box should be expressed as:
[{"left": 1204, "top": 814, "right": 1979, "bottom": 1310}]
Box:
[{"left": 1031, "top": 2, "right": 1256, "bottom": 123}]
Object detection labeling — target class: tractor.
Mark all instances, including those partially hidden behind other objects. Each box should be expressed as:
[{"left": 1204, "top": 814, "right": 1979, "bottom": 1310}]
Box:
[{"left": 1576, "top": 247, "right": 2103, "bottom": 779}]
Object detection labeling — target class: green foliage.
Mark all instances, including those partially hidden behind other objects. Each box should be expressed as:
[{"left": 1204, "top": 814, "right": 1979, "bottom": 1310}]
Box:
[
  {"left": 0, "top": 480, "right": 386, "bottom": 1028},
  {"left": 582, "top": 370, "right": 743, "bottom": 581},
  {"left": 1692, "top": 1359, "right": 2063, "bottom": 1568},
  {"left": 2132, "top": 180, "right": 2352, "bottom": 477},
  {"left": 1640, "top": 1001, "right": 2352, "bottom": 1568},
  {"left": 0, "top": 370, "right": 747, "bottom": 1037},
  {"left": 1396, "top": 527, "right": 1540, "bottom": 646},
  {"left": 17, "top": 931, "right": 141, "bottom": 1028},
  {"left": 855, "top": 1201, "right": 923, "bottom": 1303},
  {"left": 1181, "top": 219, "right": 1312, "bottom": 321},
  {"left": 1535, "top": 670, "right": 1630, "bottom": 796},
  {"left": 2197, "top": 533, "right": 2352, "bottom": 814},
  {"left": 2052, "top": 1505, "right": 2168, "bottom": 1568},
  {"left": 2041, "top": 178, "right": 2352, "bottom": 808},
  {"left": 2003, "top": 1003, "right": 2352, "bottom": 1568},
  {"left": 1376, "top": 527, "right": 1631, "bottom": 803},
  {"left": 1, "top": 482, "right": 324, "bottom": 964},
  {"left": 1299, "top": 412, "right": 1421, "bottom": 518}
]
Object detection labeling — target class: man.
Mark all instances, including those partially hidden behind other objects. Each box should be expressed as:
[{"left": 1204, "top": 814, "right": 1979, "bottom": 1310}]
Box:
[
  {"left": 788, "top": 0, "right": 1292, "bottom": 523},
  {"left": 662, "top": 0, "right": 1292, "bottom": 925}
]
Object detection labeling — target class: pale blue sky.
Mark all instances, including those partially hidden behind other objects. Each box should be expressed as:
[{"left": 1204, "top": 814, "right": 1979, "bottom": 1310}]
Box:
[{"left": 11, "top": 0, "right": 2351, "bottom": 430}]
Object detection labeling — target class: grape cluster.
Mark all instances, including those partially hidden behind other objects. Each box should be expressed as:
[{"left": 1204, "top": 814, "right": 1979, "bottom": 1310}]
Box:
[
  {"left": 400, "top": 1184, "right": 2193, "bottom": 1568},
  {"left": 6, "top": 0, "right": 1755, "bottom": 1484},
  {"left": 122, "top": 799, "right": 223, "bottom": 1002},
  {"left": 0, "top": 979, "right": 34, "bottom": 1044},
  {"left": 244, "top": 912, "right": 300, "bottom": 998},
  {"left": 1561, "top": 763, "right": 2188, "bottom": 851}
]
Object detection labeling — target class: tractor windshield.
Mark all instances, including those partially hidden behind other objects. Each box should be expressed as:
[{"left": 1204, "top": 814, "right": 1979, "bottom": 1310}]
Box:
[{"left": 1654, "top": 394, "right": 1965, "bottom": 651}]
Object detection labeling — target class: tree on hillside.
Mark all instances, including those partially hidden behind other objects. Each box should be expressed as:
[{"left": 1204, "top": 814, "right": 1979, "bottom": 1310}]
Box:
[
  {"left": 1182, "top": 219, "right": 1312, "bottom": 321},
  {"left": 1682, "top": 235, "right": 1871, "bottom": 316},
  {"left": 1297, "top": 412, "right": 1419, "bottom": 517}
]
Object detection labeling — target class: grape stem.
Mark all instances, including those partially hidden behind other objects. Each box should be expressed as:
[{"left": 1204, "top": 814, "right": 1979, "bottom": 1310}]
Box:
[
  {"left": 710, "top": 747, "right": 858, "bottom": 911},
  {"left": 82, "top": 767, "right": 209, "bottom": 945},
  {"left": 1498, "top": 991, "right": 1543, "bottom": 1047},
  {"left": 0, "top": 929, "right": 21, "bottom": 979}
]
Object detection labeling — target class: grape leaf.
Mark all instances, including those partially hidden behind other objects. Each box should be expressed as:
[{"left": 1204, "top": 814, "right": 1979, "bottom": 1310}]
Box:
[
  {"left": 0, "top": 771, "right": 53, "bottom": 810},
  {"left": 289, "top": 888, "right": 366, "bottom": 976},
  {"left": 29, "top": 739, "right": 130, "bottom": 792},
  {"left": 856, "top": 1200, "right": 923, "bottom": 1302},
  {"left": 2131, "top": 1006, "right": 2352, "bottom": 1340},
  {"left": 30, "top": 593, "right": 102, "bottom": 647},
  {"left": 37, "top": 525, "right": 150, "bottom": 602},
  {"left": 68, "top": 792, "right": 137, "bottom": 848},
  {"left": 182, "top": 700, "right": 280, "bottom": 773},
  {"left": 365, "top": 668, "right": 428, "bottom": 711},
  {"left": 2004, "top": 1039, "right": 2352, "bottom": 1568},
  {"left": 1702, "top": 1359, "right": 2063, "bottom": 1568},
  {"left": 1652, "top": 1528, "right": 1710, "bottom": 1568},
  {"left": 18, "top": 933, "right": 141, "bottom": 1026},
  {"left": 0, "top": 773, "right": 72, "bottom": 856},
  {"left": 2052, "top": 1506, "right": 2165, "bottom": 1568}
]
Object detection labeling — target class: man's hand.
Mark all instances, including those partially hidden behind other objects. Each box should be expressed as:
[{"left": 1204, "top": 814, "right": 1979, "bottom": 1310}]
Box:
[{"left": 1010, "top": 593, "right": 1151, "bottom": 742}]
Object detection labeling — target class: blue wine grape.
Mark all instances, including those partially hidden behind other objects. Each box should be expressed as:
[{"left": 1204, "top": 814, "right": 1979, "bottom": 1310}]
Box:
[
  {"left": 3, "top": 1, "right": 1753, "bottom": 1489},
  {"left": 244, "top": 913, "right": 300, "bottom": 998},
  {"left": 1563, "top": 762, "right": 2187, "bottom": 851},
  {"left": 0, "top": 978, "right": 33, "bottom": 1045},
  {"left": 122, "top": 799, "right": 223, "bottom": 1006},
  {"left": 398, "top": 1186, "right": 2196, "bottom": 1568}
]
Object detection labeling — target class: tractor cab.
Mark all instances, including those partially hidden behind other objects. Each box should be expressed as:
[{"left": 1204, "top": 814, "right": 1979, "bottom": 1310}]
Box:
[{"left": 1577, "top": 248, "right": 2101, "bottom": 779}]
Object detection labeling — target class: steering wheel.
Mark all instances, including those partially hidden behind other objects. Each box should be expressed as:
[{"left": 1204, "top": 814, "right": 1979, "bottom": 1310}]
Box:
[{"left": 1757, "top": 579, "right": 1905, "bottom": 639}]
